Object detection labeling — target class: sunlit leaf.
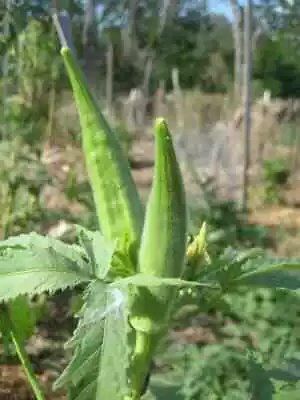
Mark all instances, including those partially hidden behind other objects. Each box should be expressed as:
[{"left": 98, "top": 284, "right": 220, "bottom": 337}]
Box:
[{"left": 54, "top": 282, "right": 130, "bottom": 400}]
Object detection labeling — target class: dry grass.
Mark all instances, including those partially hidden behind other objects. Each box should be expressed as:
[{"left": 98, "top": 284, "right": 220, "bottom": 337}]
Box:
[{"left": 54, "top": 88, "right": 300, "bottom": 209}]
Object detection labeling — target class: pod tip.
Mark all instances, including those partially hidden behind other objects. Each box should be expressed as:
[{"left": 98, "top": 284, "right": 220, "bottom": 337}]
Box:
[
  {"left": 61, "top": 46, "right": 70, "bottom": 56},
  {"left": 154, "top": 118, "right": 169, "bottom": 136}
]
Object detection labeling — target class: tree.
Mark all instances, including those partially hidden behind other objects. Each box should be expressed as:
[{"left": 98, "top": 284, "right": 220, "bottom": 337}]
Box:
[
  {"left": 242, "top": 0, "right": 253, "bottom": 210},
  {"left": 253, "top": 36, "right": 300, "bottom": 98},
  {"left": 229, "top": 0, "right": 243, "bottom": 100},
  {"left": 252, "top": 0, "right": 300, "bottom": 97},
  {"left": 82, "top": 0, "right": 98, "bottom": 66}
]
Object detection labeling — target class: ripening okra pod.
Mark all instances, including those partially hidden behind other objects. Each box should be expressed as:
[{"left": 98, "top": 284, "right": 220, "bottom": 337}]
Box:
[
  {"left": 128, "top": 118, "right": 187, "bottom": 398},
  {"left": 130, "top": 118, "right": 187, "bottom": 333},
  {"left": 60, "top": 47, "right": 144, "bottom": 251}
]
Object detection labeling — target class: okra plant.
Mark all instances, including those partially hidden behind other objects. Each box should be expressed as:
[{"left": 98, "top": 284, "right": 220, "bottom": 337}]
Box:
[{"left": 2, "top": 11, "right": 300, "bottom": 400}]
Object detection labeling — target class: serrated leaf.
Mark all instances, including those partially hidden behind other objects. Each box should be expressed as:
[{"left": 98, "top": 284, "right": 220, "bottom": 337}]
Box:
[
  {"left": 54, "top": 282, "right": 130, "bottom": 400},
  {"left": 109, "top": 234, "right": 137, "bottom": 279},
  {"left": 0, "top": 242, "right": 91, "bottom": 302},
  {"left": 54, "top": 282, "right": 107, "bottom": 393},
  {"left": 195, "top": 247, "right": 263, "bottom": 291},
  {"left": 76, "top": 226, "right": 116, "bottom": 279},
  {"left": 234, "top": 258, "right": 300, "bottom": 290},
  {"left": 97, "top": 286, "right": 130, "bottom": 399},
  {"left": 0, "top": 232, "right": 86, "bottom": 266}
]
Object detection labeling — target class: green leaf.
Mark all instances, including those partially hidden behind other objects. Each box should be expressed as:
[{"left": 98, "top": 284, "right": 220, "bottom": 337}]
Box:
[
  {"left": 270, "top": 359, "right": 300, "bottom": 382},
  {"left": 233, "top": 258, "right": 300, "bottom": 290},
  {"left": 273, "top": 381, "right": 300, "bottom": 400},
  {"left": 0, "top": 232, "right": 86, "bottom": 265},
  {"left": 148, "top": 376, "right": 184, "bottom": 399},
  {"left": 76, "top": 226, "right": 116, "bottom": 279},
  {"left": 96, "top": 286, "right": 130, "bottom": 399},
  {"left": 7, "top": 296, "right": 36, "bottom": 342},
  {"left": 0, "top": 306, "right": 13, "bottom": 353},
  {"left": 0, "top": 233, "right": 92, "bottom": 302},
  {"left": 0, "top": 297, "right": 36, "bottom": 346},
  {"left": 54, "top": 281, "right": 130, "bottom": 400},
  {"left": 248, "top": 351, "right": 275, "bottom": 400},
  {"left": 54, "top": 282, "right": 107, "bottom": 396},
  {"left": 196, "top": 247, "right": 263, "bottom": 291},
  {"left": 247, "top": 354, "right": 300, "bottom": 400}
]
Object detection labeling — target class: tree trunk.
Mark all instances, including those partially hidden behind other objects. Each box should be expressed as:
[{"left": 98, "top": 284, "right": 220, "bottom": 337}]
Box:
[
  {"left": 242, "top": 0, "right": 253, "bottom": 211},
  {"left": 3, "top": 0, "right": 12, "bottom": 99},
  {"left": 229, "top": 0, "right": 243, "bottom": 102},
  {"left": 2, "top": 0, "right": 12, "bottom": 140},
  {"left": 171, "top": 67, "right": 184, "bottom": 129},
  {"left": 140, "top": 53, "right": 155, "bottom": 125},
  {"left": 83, "top": 0, "right": 97, "bottom": 68}
]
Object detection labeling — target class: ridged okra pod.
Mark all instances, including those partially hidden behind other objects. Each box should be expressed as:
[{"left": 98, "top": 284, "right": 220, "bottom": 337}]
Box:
[
  {"left": 128, "top": 118, "right": 187, "bottom": 398},
  {"left": 60, "top": 47, "right": 144, "bottom": 249}
]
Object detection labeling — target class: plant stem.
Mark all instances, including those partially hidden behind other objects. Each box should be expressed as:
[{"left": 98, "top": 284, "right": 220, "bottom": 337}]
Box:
[
  {"left": 130, "top": 331, "right": 158, "bottom": 400},
  {"left": 0, "top": 305, "right": 46, "bottom": 400}
]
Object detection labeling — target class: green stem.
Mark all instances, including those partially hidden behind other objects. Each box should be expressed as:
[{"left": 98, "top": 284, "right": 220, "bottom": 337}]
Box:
[
  {"left": 0, "top": 305, "right": 46, "bottom": 400},
  {"left": 130, "top": 331, "right": 158, "bottom": 400}
]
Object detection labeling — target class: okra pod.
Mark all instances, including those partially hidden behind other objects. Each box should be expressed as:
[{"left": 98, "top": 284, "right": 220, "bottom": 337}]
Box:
[
  {"left": 128, "top": 118, "right": 187, "bottom": 398},
  {"left": 60, "top": 47, "right": 144, "bottom": 251},
  {"left": 130, "top": 118, "right": 187, "bottom": 333}
]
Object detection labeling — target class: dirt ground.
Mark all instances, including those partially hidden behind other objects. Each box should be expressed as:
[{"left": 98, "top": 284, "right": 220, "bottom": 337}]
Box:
[{"left": 0, "top": 294, "right": 71, "bottom": 400}]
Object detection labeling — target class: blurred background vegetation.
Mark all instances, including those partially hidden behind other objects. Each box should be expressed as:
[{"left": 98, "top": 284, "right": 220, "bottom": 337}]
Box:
[{"left": 1, "top": 0, "right": 300, "bottom": 399}]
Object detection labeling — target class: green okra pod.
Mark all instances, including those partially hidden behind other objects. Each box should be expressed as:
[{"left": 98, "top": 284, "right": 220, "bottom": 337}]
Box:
[
  {"left": 128, "top": 118, "right": 187, "bottom": 398},
  {"left": 130, "top": 118, "right": 187, "bottom": 334},
  {"left": 130, "top": 118, "right": 187, "bottom": 333},
  {"left": 60, "top": 47, "right": 144, "bottom": 252}
]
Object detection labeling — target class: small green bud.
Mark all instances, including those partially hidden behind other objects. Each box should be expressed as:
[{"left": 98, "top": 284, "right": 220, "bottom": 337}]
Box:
[{"left": 186, "top": 221, "right": 207, "bottom": 266}]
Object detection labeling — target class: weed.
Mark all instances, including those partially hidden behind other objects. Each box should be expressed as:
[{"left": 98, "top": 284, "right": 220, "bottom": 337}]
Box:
[{"left": 263, "top": 157, "right": 290, "bottom": 204}]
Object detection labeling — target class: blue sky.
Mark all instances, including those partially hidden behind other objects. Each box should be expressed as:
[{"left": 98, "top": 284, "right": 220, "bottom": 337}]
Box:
[
  {"left": 95, "top": 0, "right": 239, "bottom": 24},
  {"left": 208, "top": 0, "right": 236, "bottom": 20}
]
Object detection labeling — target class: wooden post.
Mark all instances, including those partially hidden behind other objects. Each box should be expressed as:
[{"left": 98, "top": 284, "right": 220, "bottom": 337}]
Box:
[
  {"left": 171, "top": 67, "right": 183, "bottom": 130},
  {"left": 3, "top": 0, "right": 12, "bottom": 100},
  {"left": 242, "top": 0, "right": 253, "bottom": 211}
]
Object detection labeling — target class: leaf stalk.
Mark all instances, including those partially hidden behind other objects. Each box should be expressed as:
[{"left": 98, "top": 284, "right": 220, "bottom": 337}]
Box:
[{"left": 0, "top": 305, "right": 46, "bottom": 400}]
